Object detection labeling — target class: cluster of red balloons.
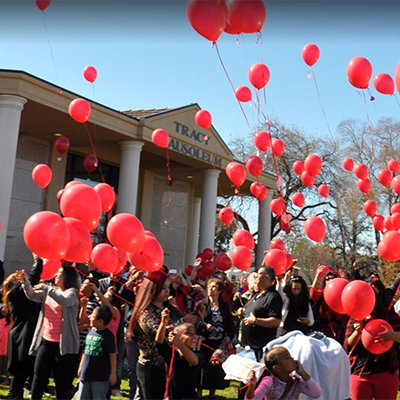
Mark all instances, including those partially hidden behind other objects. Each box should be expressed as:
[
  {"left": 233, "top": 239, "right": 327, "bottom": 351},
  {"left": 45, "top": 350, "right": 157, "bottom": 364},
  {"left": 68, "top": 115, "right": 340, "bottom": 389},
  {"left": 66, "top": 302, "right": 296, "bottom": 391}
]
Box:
[
  {"left": 262, "top": 239, "right": 293, "bottom": 275},
  {"left": 292, "top": 154, "right": 325, "bottom": 190},
  {"left": 186, "top": 0, "right": 266, "bottom": 42},
  {"left": 191, "top": 248, "right": 232, "bottom": 280},
  {"left": 250, "top": 182, "right": 268, "bottom": 201}
]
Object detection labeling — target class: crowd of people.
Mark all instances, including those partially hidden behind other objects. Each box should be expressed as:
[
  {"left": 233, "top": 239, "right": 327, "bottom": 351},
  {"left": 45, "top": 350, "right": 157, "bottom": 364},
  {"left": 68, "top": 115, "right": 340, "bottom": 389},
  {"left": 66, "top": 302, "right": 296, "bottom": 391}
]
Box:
[{"left": 0, "top": 255, "right": 400, "bottom": 400}]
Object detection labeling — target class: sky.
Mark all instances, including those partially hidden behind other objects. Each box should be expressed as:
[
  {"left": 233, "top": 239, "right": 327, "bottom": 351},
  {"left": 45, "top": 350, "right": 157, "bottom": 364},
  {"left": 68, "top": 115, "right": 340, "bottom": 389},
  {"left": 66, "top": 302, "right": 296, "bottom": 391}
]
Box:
[{"left": 1, "top": 0, "right": 400, "bottom": 148}]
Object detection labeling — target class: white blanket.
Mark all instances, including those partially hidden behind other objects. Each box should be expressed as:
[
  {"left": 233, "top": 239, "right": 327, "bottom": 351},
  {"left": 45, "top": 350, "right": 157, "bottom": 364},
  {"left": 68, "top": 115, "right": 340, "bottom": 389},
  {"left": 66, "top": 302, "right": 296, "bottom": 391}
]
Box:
[
  {"left": 265, "top": 331, "right": 350, "bottom": 400},
  {"left": 222, "top": 354, "right": 265, "bottom": 383}
]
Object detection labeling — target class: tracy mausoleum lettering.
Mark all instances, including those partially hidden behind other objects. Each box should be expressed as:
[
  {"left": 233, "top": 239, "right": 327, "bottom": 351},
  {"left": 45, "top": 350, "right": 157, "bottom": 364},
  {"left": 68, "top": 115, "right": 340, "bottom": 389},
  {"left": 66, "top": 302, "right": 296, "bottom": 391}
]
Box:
[{"left": 174, "top": 121, "right": 210, "bottom": 145}]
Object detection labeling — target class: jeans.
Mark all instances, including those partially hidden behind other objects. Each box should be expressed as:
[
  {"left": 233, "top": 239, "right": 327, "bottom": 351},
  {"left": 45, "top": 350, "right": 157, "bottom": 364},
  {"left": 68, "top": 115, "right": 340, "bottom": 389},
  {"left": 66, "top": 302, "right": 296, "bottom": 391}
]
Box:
[
  {"left": 126, "top": 339, "right": 143, "bottom": 400},
  {"left": 30, "top": 339, "right": 78, "bottom": 400},
  {"left": 77, "top": 381, "right": 110, "bottom": 400}
]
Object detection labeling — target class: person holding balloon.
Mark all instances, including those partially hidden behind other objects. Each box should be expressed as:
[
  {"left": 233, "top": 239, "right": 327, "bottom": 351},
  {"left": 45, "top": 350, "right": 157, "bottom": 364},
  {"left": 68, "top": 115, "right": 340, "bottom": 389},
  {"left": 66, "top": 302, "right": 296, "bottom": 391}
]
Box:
[
  {"left": 345, "top": 277, "right": 400, "bottom": 400},
  {"left": 17, "top": 264, "right": 80, "bottom": 400}
]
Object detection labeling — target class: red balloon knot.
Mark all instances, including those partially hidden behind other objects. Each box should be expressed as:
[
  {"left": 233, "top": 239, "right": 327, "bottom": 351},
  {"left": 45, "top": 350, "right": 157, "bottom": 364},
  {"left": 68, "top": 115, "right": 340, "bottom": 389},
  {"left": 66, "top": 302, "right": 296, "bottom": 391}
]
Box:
[
  {"left": 370, "top": 96, "right": 375, "bottom": 101},
  {"left": 58, "top": 88, "right": 63, "bottom": 94},
  {"left": 204, "top": 135, "right": 209, "bottom": 141},
  {"left": 307, "top": 72, "right": 312, "bottom": 79}
]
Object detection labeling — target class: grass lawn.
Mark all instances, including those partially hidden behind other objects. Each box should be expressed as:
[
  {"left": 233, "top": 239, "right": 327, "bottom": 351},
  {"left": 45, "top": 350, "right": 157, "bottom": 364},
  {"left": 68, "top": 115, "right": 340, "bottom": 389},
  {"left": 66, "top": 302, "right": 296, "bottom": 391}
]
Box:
[{"left": 0, "top": 376, "right": 241, "bottom": 399}]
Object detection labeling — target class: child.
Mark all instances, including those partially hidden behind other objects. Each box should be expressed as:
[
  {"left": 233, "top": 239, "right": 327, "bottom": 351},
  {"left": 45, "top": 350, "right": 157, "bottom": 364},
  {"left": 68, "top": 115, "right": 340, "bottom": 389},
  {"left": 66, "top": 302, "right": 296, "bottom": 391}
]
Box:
[
  {"left": 245, "top": 346, "right": 321, "bottom": 400},
  {"left": 77, "top": 306, "right": 116, "bottom": 400},
  {"left": 156, "top": 308, "right": 202, "bottom": 400}
]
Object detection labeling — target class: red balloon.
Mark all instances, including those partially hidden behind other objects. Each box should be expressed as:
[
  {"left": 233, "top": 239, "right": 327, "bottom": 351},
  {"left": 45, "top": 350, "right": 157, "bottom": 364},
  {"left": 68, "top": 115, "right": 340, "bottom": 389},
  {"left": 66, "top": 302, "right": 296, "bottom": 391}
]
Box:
[
  {"left": 250, "top": 182, "right": 262, "bottom": 198},
  {"left": 304, "top": 216, "right": 326, "bottom": 242},
  {"left": 270, "top": 238, "right": 285, "bottom": 251},
  {"left": 372, "top": 214, "right": 384, "bottom": 232},
  {"left": 218, "top": 207, "right": 234, "bottom": 225},
  {"left": 197, "top": 267, "right": 209, "bottom": 281},
  {"left": 185, "top": 265, "right": 194, "bottom": 276},
  {"left": 387, "top": 159, "right": 400, "bottom": 173},
  {"left": 202, "top": 248, "right": 214, "bottom": 261},
  {"left": 270, "top": 198, "right": 286, "bottom": 216},
  {"left": 69, "top": 98, "right": 91, "bottom": 123},
  {"left": 301, "top": 43, "right": 320, "bottom": 67},
  {"left": 245, "top": 156, "right": 263, "bottom": 177},
  {"left": 391, "top": 204, "right": 400, "bottom": 215},
  {"left": 233, "top": 229, "right": 255, "bottom": 250},
  {"left": 60, "top": 183, "right": 102, "bottom": 231},
  {"left": 35, "top": 0, "right": 50, "bottom": 11},
  {"left": 391, "top": 175, "right": 400, "bottom": 196},
  {"left": 107, "top": 213, "right": 146, "bottom": 253},
  {"left": 83, "top": 66, "right": 97, "bottom": 83},
  {"left": 300, "top": 171, "right": 315, "bottom": 187},
  {"left": 347, "top": 56, "right": 373, "bottom": 89},
  {"left": 271, "top": 139, "right": 285, "bottom": 157},
  {"left": 284, "top": 253, "right": 293, "bottom": 269},
  {"left": 23, "top": 211, "right": 70, "bottom": 261},
  {"left": 113, "top": 247, "right": 127, "bottom": 274},
  {"left": 373, "top": 73, "right": 394, "bottom": 95},
  {"left": 391, "top": 212, "right": 400, "bottom": 230},
  {"left": 248, "top": 63, "right": 270, "bottom": 90},
  {"left": 230, "top": 245, "right": 252, "bottom": 271},
  {"left": 186, "top": 0, "right": 228, "bottom": 42},
  {"left": 32, "top": 164, "right": 52, "bottom": 189},
  {"left": 127, "top": 236, "right": 164, "bottom": 272},
  {"left": 144, "top": 230, "right": 156, "bottom": 239},
  {"left": 342, "top": 158, "right": 354, "bottom": 172},
  {"left": 258, "top": 185, "right": 268, "bottom": 201},
  {"left": 40, "top": 259, "right": 61, "bottom": 280},
  {"left": 378, "top": 231, "right": 400, "bottom": 261},
  {"left": 279, "top": 212, "right": 292, "bottom": 233},
  {"left": 291, "top": 192, "right": 305, "bottom": 208},
  {"left": 65, "top": 180, "right": 82, "bottom": 189},
  {"left": 253, "top": 130, "right": 271, "bottom": 152},
  {"left": 396, "top": 59, "right": 400, "bottom": 96},
  {"left": 195, "top": 110, "right": 212, "bottom": 129},
  {"left": 354, "top": 163, "right": 368, "bottom": 180},
  {"left": 262, "top": 248, "right": 286, "bottom": 275},
  {"left": 363, "top": 200, "right": 377, "bottom": 217},
  {"left": 342, "top": 280, "right": 375, "bottom": 320},
  {"left": 235, "top": 86, "right": 252, "bottom": 102},
  {"left": 226, "top": 162, "right": 246, "bottom": 187},
  {"left": 201, "top": 260, "right": 215, "bottom": 276},
  {"left": 53, "top": 137, "right": 70, "bottom": 155},
  {"left": 317, "top": 184, "right": 329, "bottom": 198},
  {"left": 224, "top": 21, "right": 241, "bottom": 35},
  {"left": 63, "top": 217, "right": 92, "bottom": 263},
  {"left": 377, "top": 168, "right": 392, "bottom": 186},
  {"left": 292, "top": 160, "right": 305, "bottom": 175},
  {"left": 362, "top": 319, "right": 394, "bottom": 355},
  {"left": 91, "top": 243, "right": 119, "bottom": 273},
  {"left": 357, "top": 178, "right": 371, "bottom": 194},
  {"left": 214, "top": 252, "right": 232, "bottom": 272},
  {"left": 384, "top": 215, "right": 395, "bottom": 232},
  {"left": 323, "top": 278, "right": 349, "bottom": 314},
  {"left": 94, "top": 183, "right": 116, "bottom": 212},
  {"left": 56, "top": 189, "right": 64, "bottom": 204},
  {"left": 152, "top": 129, "right": 169, "bottom": 148},
  {"left": 227, "top": 0, "right": 266, "bottom": 34},
  {"left": 304, "top": 154, "right": 322, "bottom": 177},
  {"left": 83, "top": 155, "right": 98, "bottom": 173}
]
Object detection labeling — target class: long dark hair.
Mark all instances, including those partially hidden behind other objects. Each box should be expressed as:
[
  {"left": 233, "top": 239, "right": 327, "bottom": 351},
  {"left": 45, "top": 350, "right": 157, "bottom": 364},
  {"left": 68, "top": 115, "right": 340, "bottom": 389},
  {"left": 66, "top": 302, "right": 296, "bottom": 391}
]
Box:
[
  {"left": 61, "top": 265, "right": 80, "bottom": 291},
  {"left": 127, "top": 270, "right": 168, "bottom": 338},
  {"left": 283, "top": 275, "right": 310, "bottom": 317}
]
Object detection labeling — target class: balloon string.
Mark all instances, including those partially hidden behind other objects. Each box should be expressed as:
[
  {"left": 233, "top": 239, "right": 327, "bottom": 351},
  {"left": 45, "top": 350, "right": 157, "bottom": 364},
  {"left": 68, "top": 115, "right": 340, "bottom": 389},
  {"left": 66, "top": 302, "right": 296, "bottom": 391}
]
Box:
[
  {"left": 311, "top": 69, "right": 333, "bottom": 138},
  {"left": 213, "top": 42, "right": 251, "bottom": 129},
  {"left": 164, "top": 344, "right": 175, "bottom": 400},
  {"left": 72, "top": 266, "right": 218, "bottom": 355},
  {"left": 164, "top": 149, "right": 172, "bottom": 209},
  {"left": 361, "top": 91, "right": 375, "bottom": 163},
  {"left": 83, "top": 123, "right": 106, "bottom": 183},
  {"left": 41, "top": 12, "right": 62, "bottom": 93},
  {"left": 91, "top": 85, "right": 98, "bottom": 150},
  {"left": 393, "top": 94, "right": 400, "bottom": 111}
]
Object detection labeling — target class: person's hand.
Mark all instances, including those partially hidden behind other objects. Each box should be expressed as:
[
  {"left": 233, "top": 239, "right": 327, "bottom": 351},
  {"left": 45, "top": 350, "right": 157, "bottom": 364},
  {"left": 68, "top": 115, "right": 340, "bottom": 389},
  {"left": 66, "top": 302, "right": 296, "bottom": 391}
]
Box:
[
  {"left": 353, "top": 322, "right": 363, "bottom": 334},
  {"left": 243, "top": 312, "right": 257, "bottom": 326},
  {"left": 353, "top": 261, "right": 358, "bottom": 270},
  {"left": 89, "top": 282, "right": 99, "bottom": 293},
  {"left": 376, "top": 330, "right": 394, "bottom": 343},
  {"left": 80, "top": 296, "right": 89, "bottom": 307},
  {"left": 161, "top": 308, "right": 170, "bottom": 326},
  {"left": 167, "top": 330, "right": 177, "bottom": 344},
  {"left": 236, "top": 307, "right": 245, "bottom": 318},
  {"left": 193, "top": 257, "right": 202, "bottom": 269},
  {"left": 297, "top": 317, "right": 310, "bottom": 325},
  {"left": 16, "top": 270, "right": 28, "bottom": 284},
  {"left": 34, "top": 283, "right": 47, "bottom": 291},
  {"left": 205, "top": 323, "right": 214, "bottom": 332},
  {"left": 109, "top": 372, "right": 117, "bottom": 386},
  {"left": 316, "top": 265, "right": 325, "bottom": 276},
  {"left": 294, "top": 360, "right": 306, "bottom": 378},
  {"left": 247, "top": 370, "right": 257, "bottom": 387},
  {"left": 167, "top": 295, "right": 177, "bottom": 308}
]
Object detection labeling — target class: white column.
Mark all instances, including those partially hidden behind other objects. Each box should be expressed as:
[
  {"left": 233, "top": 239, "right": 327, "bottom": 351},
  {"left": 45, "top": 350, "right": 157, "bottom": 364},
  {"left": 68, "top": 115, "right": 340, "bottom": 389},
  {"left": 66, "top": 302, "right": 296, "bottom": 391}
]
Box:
[
  {"left": 188, "top": 197, "right": 201, "bottom": 263},
  {"left": 0, "top": 95, "right": 27, "bottom": 260},
  {"left": 198, "top": 169, "right": 220, "bottom": 252},
  {"left": 117, "top": 141, "right": 144, "bottom": 215},
  {"left": 256, "top": 191, "right": 273, "bottom": 269}
]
